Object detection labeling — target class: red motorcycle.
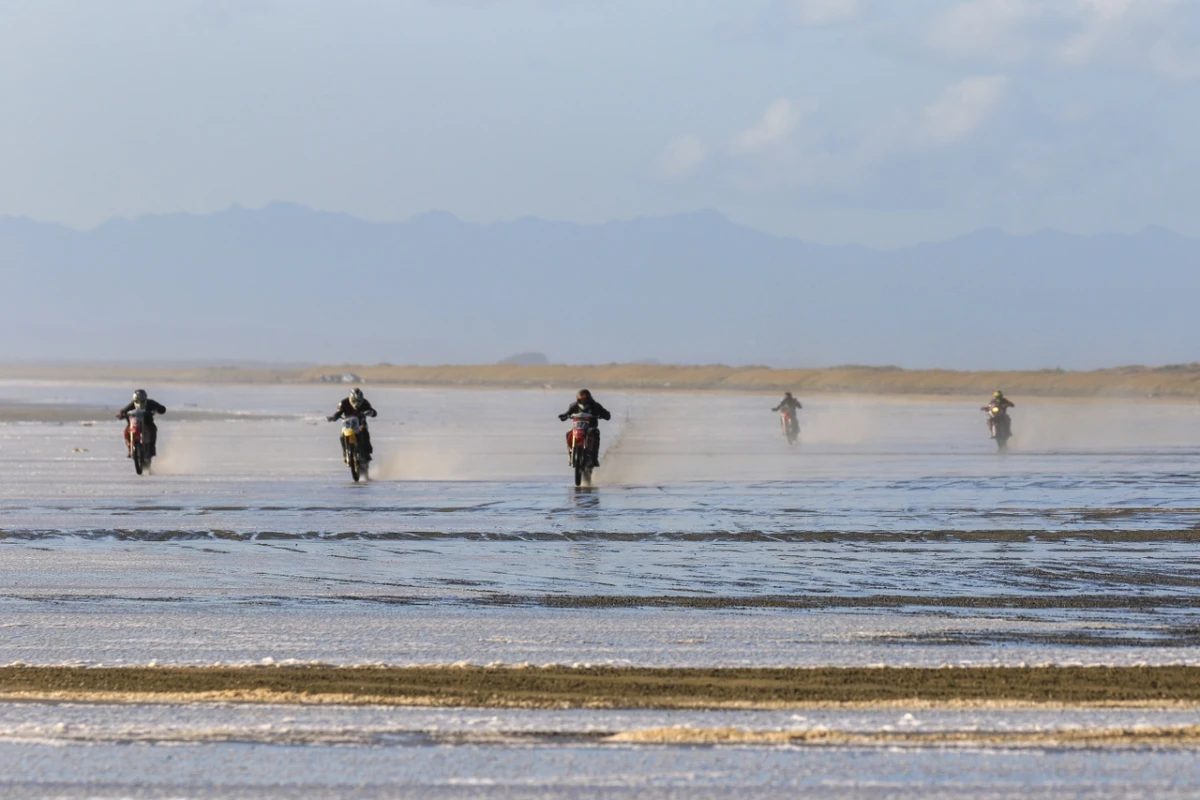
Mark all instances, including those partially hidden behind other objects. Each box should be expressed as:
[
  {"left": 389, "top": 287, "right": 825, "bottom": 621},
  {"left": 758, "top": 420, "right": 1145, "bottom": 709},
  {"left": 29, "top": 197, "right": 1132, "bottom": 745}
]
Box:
[
  {"left": 564, "top": 412, "right": 597, "bottom": 487},
  {"left": 780, "top": 408, "right": 799, "bottom": 445},
  {"left": 124, "top": 407, "right": 153, "bottom": 475}
]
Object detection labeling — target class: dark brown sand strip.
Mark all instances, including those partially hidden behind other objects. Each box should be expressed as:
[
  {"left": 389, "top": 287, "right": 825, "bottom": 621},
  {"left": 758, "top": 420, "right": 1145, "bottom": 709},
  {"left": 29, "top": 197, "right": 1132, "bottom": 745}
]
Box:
[
  {"left": 606, "top": 726, "right": 1200, "bottom": 748},
  {"left": 4, "top": 666, "right": 1200, "bottom": 708}
]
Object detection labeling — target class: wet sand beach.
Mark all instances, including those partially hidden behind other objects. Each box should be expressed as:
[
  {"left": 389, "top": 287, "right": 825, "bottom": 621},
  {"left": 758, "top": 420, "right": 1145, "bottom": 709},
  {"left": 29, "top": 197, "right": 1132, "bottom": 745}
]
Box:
[{"left": 5, "top": 381, "right": 1200, "bottom": 795}]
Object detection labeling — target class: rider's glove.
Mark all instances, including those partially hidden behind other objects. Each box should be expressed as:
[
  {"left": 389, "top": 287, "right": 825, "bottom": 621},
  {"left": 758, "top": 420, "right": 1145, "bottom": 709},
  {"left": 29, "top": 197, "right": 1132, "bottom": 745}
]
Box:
[
  {"left": 327, "top": 415, "right": 337, "bottom": 422},
  {"left": 558, "top": 414, "right": 568, "bottom": 421}
]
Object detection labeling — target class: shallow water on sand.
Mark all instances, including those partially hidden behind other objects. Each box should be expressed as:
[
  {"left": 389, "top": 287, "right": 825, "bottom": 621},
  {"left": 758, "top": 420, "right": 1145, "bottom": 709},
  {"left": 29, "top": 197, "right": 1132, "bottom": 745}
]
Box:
[
  {"left": 1, "top": 383, "right": 1199, "bottom": 666},
  {"left": 3, "top": 382, "right": 1200, "bottom": 796},
  {"left": 1, "top": 703, "right": 1200, "bottom": 799}
]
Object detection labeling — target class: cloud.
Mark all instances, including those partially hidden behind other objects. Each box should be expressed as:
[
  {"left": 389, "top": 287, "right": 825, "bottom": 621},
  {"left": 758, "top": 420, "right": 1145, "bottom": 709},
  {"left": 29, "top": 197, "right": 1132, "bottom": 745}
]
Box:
[
  {"left": 917, "top": 76, "right": 1008, "bottom": 145},
  {"left": 719, "top": 77, "right": 1009, "bottom": 196},
  {"left": 1150, "top": 37, "right": 1200, "bottom": 81},
  {"left": 1056, "top": 0, "right": 1191, "bottom": 69},
  {"left": 927, "top": 0, "right": 1200, "bottom": 81},
  {"left": 778, "top": 0, "right": 861, "bottom": 26},
  {"left": 657, "top": 136, "right": 708, "bottom": 178},
  {"left": 731, "top": 99, "right": 800, "bottom": 155},
  {"left": 928, "top": 0, "right": 1042, "bottom": 61}
]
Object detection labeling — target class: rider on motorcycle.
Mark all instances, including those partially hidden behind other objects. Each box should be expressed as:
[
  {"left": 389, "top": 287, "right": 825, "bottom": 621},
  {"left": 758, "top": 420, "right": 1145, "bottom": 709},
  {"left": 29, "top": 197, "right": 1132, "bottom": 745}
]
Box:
[
  {"left": 328, "top": 387, "right": 377, "bottom": 459},
  {"left": 772, "top": 391, "right": 802, "bottom": 439},
  {"left": 981, "top": 390, "right": 1015, "bottom": 438},
  {"left": 772, "top": 392, "right": 803, "bottom": 416},
  {"left": 117, "top": 389, "right": 167, "bottom": 457},
  {"left": 558, "top": 389, "right": 611, "bottom": 467}
]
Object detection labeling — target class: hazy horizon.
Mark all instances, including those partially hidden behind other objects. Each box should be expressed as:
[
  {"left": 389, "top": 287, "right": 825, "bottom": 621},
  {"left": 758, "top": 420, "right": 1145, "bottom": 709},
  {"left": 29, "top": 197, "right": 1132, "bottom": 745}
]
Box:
[
  {"left": 2, "top": 201, "right": 1198, "bottom": 370},
  {"left": 6, "top": 200, "right": 1198, "bottom": 252}
]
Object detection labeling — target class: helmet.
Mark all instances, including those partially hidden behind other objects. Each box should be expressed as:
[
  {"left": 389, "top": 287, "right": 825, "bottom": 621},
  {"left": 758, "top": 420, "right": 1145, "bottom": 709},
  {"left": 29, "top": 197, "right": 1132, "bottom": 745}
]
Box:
[
  {"left": 349, "top": 388, "right": 364, "bottom": 408},
  {"left": 577, "top": 389, "right": 592, "bottom": 402},
  {"left": 132, "top": 389, "right": 147, "bottom": 406},
  {"left": 993, "top": 390, "right": 1003, "bottom": 397},
  {"left": 784, "top": 391, "right": 793, "bottom": 398}
]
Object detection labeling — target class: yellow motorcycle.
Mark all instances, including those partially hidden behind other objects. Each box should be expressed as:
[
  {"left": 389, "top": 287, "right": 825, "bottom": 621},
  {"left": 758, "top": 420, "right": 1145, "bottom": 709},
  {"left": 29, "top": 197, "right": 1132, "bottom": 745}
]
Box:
[{"left": 335, "top": 415, "right": 370, "bottom": 482}]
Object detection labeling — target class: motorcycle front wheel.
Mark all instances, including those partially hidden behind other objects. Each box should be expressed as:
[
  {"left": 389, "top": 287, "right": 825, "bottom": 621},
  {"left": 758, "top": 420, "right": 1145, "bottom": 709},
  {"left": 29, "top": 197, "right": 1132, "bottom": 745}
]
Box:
[
  {"left": 573, "top": 446, "right": 586, "bottom": 487},
  {"left": 132, "top": 442, "right": 144, "bottom": 475}
]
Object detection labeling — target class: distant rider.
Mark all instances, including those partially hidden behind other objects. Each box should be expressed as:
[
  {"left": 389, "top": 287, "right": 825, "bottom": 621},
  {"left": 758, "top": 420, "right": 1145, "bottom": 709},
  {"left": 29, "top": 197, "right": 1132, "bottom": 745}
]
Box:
[
  {"left": 772, "top": 392, "right": 803, "bottom": 416},
  {"left": 981, "top": 390, "right": 1015, "bottom": 438},
  {"left": 117, "top": 389, "right": 167, "bottom": 457},
  {"left": 328, "top": 387, "right": 377, "bottom": 459},
  {"left": 772, "top": 391, "right": 802, "bottom": 437},
  {"left": 558, "top": 389, "right": 611, "bottom": 467}
]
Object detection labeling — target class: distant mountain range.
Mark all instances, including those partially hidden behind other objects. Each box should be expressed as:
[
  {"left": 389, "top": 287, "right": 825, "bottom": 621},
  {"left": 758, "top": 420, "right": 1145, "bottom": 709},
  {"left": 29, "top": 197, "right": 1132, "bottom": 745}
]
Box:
[{"left": 2, "top": 203, "right": 1197, "bottom": 370}]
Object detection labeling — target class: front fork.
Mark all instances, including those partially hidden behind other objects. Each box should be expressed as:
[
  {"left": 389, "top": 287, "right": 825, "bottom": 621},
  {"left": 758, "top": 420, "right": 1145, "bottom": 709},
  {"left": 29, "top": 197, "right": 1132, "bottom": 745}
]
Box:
[
  {"left": 566, "top": 431, "right": 596, "bottom": 464},
  {"left": 567, "top": 430, "right": 598, "bottom": 465}
]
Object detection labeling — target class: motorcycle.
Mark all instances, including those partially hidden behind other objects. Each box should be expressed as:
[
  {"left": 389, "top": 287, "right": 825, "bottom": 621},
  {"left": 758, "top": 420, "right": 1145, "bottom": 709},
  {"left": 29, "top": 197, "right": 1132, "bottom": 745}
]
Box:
[
  {"left": 983, "top": 405, "right": 1013, "bottom": 451},
  {"left": 124, "top": 407, "right": 153, "bottom": 475},
  {"left": 336, "top": 415, "right": 370, "bottom": 482},
  {"left": 780, "top": 409, "right": 799, "bottom": 445},
  {"left": 564, "top": 411, "right": 597, "bottom": 487}
]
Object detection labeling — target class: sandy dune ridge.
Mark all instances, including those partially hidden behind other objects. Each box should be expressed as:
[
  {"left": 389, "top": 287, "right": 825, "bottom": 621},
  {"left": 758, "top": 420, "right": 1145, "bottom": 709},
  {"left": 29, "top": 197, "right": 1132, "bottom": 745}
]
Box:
[{"left": 5, "top": 362, "right": 1200, "bottom": 397}]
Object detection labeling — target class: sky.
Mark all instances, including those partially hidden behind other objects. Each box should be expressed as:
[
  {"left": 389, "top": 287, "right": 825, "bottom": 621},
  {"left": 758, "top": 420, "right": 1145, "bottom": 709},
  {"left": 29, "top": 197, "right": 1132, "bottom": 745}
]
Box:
[{"left": 1, "top": 0, "right": 1198, "bottom": 247}]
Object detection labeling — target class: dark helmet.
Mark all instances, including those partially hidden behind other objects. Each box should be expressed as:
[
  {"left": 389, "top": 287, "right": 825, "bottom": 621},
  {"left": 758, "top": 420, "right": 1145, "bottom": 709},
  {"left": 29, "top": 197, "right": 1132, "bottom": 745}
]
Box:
[
  {"left": 577, "top": 389, "right": 592, "bottom": 402},
  {"left": 784, "top": 391, "right": 793, "bottom": 398},
  {"left": 132, "top": 389, "right": 147, "bottom": 406}
]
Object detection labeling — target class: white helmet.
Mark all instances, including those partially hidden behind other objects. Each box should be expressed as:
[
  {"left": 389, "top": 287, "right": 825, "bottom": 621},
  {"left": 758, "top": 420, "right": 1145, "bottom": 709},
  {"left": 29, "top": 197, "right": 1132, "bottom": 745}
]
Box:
[{"left": 349, "top": 388, "right": 364, "bottom": 408}]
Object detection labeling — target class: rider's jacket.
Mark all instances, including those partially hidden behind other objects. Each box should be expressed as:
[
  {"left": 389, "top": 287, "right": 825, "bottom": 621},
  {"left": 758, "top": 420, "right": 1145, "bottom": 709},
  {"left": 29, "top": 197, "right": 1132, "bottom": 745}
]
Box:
[
  {"left": 773, "top": 396, "right": 802, "bottom": 413},
  {"left": 561, "top": 401, "right": 611, "bottom": 429},
  {"left": 330, "top": 398, "right": 377, "bottom": 423},
  {"left": 118, "top": 400, "right": 167, "bottom": 422}
]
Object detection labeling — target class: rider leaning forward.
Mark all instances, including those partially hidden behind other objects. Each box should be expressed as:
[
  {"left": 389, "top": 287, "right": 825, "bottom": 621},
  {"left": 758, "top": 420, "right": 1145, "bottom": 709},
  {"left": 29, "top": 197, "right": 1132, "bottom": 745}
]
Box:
[
  {"left": 982, "top": 389, "right": 1015, "bottom": 438},
  {"left": 117, "top": 389, "right": 166, "bottom": 457},
  {"left": 558, "top": 388, "right": 611, "bottom": 467},
  {"left": 772, "top": 391, "right": 802, "bottom": 415},
  {"left": 328, "top": 387, "right": 378, "bottom": 458}
]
